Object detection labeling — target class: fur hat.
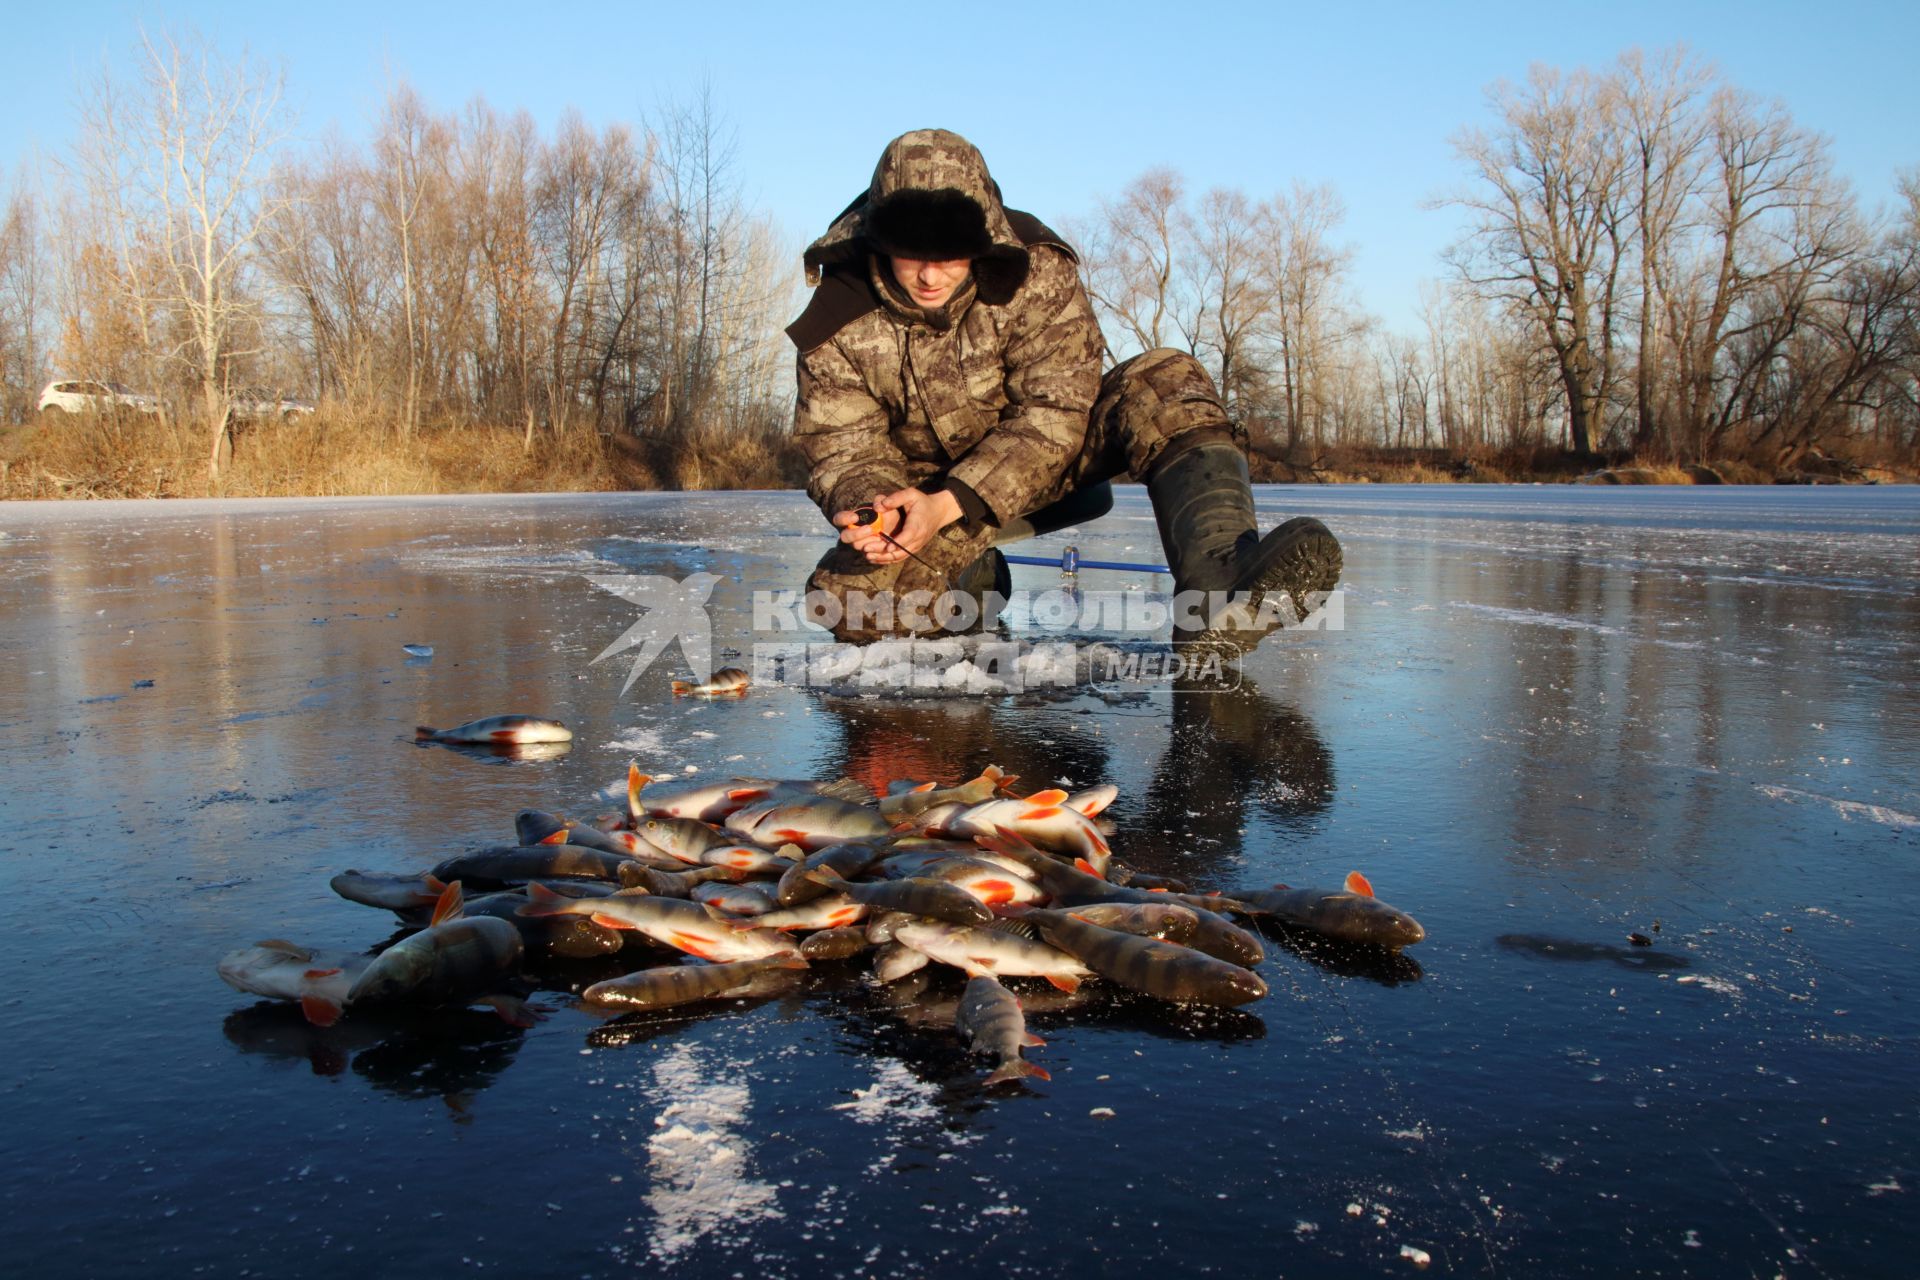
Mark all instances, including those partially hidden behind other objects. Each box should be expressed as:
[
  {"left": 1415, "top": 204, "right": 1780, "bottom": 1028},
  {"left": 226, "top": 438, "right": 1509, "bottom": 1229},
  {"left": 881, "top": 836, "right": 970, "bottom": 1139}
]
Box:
[{"left": 864, "top": 188, "right": 993, "bottom": 261}]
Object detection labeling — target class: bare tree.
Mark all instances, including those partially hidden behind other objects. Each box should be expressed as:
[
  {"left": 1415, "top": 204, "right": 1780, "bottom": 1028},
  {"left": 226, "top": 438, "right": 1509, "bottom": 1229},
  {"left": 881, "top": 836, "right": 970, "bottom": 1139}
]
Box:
[
  {"left": 0, "top": 175, "right": 48, "bottom": 421},
  {"left": 1663, "top": 86, "right": 1854, "bottom": 459},
  {"left": 73, "top": 29, "right": 293, "bottom": 477},
  {"left": 1076, "top": 167, "right": 1188, "bottom": 356},
  {"left": 1446, "top": 65, "right": 1630, "bottom": 457},
  {"left": 1257, "top": 182, "right": 1361, "bottom": 453},
  {"left": 1616, "top": 46, "right": 1711, "bottom": 454},
  {"left": 1183, "top": 186, "right": 1267, "bottom": 419},
  {"left": 371, "top": 84, "right": 443, "bottom": 439}
]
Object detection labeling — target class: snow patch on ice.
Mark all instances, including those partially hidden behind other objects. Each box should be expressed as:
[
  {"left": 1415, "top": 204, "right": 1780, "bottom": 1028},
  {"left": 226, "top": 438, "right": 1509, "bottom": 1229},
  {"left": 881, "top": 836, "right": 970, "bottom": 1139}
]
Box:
[
  {"left": 832, "top": 1058, "right": 941, "bottom": 1125},
  {"left": 643, "top": 1042, "right": 783, "bottom": 1260},
  {"left": 1754, "top": 784, "right": 1919, "bottom": 830},
  {"left": 770, "top": 635, "right": 1144, "bottom": 698},
  {"left": 605, "top": 727, "right": 667, "bottom": 756}
]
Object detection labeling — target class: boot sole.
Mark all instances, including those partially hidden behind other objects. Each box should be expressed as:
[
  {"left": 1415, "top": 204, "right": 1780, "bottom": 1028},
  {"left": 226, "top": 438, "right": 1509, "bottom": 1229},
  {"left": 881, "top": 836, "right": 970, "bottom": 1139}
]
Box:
[{"left": 1183, "top": 528, "right": 1342, "bottom": 654}]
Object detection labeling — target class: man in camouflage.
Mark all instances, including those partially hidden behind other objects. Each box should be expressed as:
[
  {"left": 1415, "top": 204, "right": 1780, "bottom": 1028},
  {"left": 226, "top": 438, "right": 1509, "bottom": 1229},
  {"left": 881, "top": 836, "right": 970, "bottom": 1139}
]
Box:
[{"left": 789, "top": 128, "right": 1341, "bottom": 650}]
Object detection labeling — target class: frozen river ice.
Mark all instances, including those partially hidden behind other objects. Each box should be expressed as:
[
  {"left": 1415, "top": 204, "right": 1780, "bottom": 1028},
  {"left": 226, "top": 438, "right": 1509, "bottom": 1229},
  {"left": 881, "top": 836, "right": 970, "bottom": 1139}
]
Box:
[{"left": 0, "top": 484, "right": 1915, "bottom": 1278}]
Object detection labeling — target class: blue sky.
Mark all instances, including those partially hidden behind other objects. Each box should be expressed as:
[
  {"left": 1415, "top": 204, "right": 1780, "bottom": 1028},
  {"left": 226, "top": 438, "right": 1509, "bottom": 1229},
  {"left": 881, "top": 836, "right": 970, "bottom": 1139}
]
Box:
[{"left": 5, "top": 0, "right": 1915, "bottom": 332}]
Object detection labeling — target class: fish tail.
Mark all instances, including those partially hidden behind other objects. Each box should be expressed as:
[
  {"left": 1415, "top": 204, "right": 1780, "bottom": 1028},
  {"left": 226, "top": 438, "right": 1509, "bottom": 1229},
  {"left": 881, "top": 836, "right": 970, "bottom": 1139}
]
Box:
[
  {"left": 414, "top": 726, "right": 439, "bottom": 740},
  {"left": 985, "top": 1058, "right": 1050, "bottom": 1086},
  {"left": 627, "top": 763, "right": 648, "bottom": 818},
  {"left": 670, "top": 680, "right": 692, "bottom": 696}
]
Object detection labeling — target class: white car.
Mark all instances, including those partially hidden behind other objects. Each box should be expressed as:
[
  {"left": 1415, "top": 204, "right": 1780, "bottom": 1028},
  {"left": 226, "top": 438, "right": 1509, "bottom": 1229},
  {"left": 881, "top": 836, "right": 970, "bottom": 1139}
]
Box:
[
  {"left": 37, "top": 380, "right": 160, "bottom": 416},
  {"left": 230, "top": 387, "right": 317, "bottom": 421}
]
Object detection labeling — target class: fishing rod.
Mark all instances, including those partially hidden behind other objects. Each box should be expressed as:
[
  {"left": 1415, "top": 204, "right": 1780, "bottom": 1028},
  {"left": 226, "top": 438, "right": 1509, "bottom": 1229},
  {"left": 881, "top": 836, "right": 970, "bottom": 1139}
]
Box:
[
  {"left": 852, "top": 505, "right": 943, "bottom": 574},
  {"left": 1003, "top": 547, "right": 1171, "bottom": 576}
]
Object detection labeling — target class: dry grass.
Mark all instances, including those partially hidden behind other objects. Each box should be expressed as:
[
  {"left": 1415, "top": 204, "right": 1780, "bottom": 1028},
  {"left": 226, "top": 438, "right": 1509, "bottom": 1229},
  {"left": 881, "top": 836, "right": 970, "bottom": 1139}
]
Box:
[
  {"left": 0, "top": 409, "right": 809, "bottom": 500},
  {"left": 2, "top": 414, "right": 1904, "bottom": 501}
]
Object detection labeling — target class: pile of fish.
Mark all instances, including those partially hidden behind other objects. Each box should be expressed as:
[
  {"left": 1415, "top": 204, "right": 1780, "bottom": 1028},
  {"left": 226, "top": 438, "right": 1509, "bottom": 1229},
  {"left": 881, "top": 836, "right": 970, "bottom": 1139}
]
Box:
[{"left": 219, "top": 760, "right": 1424, "bottom": 1087}]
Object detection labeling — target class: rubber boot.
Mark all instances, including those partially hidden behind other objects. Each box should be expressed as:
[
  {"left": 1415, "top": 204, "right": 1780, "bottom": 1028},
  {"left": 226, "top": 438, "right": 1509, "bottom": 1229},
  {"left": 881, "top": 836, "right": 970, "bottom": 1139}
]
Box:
[
  {"left": 1148, "top": 441, "right": 1341, "bottom": 652},
  {"left": 990, "top": 483, "right": 1115, "bottom": 548}
]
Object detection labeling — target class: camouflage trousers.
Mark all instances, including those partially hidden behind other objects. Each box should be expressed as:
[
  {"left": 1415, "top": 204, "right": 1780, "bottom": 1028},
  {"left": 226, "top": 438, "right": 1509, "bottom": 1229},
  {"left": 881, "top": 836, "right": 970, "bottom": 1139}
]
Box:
[{"left": 805, "top": 348, "right": 1240, "bottom": 642}]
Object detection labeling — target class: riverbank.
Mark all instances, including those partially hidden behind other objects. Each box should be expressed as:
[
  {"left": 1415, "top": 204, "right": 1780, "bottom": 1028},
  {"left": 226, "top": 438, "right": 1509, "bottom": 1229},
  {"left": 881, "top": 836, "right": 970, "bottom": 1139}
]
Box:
[{"left": 1, "top": 413, "right": 1909, "bottom": 501}]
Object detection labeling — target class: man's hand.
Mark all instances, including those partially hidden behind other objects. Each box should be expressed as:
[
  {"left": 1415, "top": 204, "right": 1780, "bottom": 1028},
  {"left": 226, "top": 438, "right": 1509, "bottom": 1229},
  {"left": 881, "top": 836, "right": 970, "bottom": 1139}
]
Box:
[{"left": 832, "top": 487, "right": 963, "bottom": 565}]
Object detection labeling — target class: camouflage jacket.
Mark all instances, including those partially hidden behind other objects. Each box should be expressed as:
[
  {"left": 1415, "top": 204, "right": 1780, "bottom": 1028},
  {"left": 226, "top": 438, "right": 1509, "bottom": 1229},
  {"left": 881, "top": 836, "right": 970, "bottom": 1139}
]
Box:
[{"left": 786, "top": 130, "right": 1105, "bottom": 528}]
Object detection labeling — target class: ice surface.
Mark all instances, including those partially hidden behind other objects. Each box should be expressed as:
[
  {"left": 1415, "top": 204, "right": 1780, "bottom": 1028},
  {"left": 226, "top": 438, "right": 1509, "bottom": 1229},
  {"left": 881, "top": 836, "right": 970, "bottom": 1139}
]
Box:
[{"left": 1, "top": 485, "right": 1915, "bottom": 1279}]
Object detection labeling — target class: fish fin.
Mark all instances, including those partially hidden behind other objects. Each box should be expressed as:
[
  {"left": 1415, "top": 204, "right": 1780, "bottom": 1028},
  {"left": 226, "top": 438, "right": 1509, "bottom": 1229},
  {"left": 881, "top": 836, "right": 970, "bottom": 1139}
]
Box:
[
  {"left": 775, "top": 843, "right": 804, "bottom": 860},
  {"left": 725, "top": 919, "right": 762, "bottom": 932},
  {"left": 517, "top": 882, "right": 568, "bottom": 917},
  {"left": 414, "top": 874, "right": 450, "bottom": 903},
  {"left": 802, "top": 869, "right": 841, "bottom": 888},
  {"left": 612, "top": 885, "right": 652, "bottom": 897},
  {"left": 776, "top": 953, "right": 811, "bottom": 970},
  {"left": 1074, "top": 858, "right": 1107, "bottom": 880},
  {"left": 1022, "top": 1032, "right": 1046, "bottom": 1047},
  {"left": 1021, "top": 805, "right": 1065, "bottom": 822},
  {"left": 912, "top": 781, "right": 938, "bottom": 793},
  {"left": 668, "top": 933, "right": 714, "bottom": 958},
  {"left": 817, "top": 777, "right": 875, "bottom": 804},
  {"left": 414, "top": 726, "right": 438, "bottom": 740},
  {"left": 304, "top": 967, "right": 342, "bottom": 980},
  {"left": 1345, "top": 871, "right": 1375, "bottom": 897},
  {"left": 1025, "top": 788, "right": 1069, "bottom": 806},
  {"left": 627, "top": 763, "right": 647, "bottom": 817},
  {"left": 954, "top": 778, "right": 997, "bottom": 804},
  {"left": 537, "top": 827, "right": 569, "bottom": 846},
  {"left": 985, "top": 1060, "right": 1049, "bottom": 1086},
  {"left": 728, "top": 787, "right": 770, "bottom": 802},
  {"left": 253, "top": 939, "right": 311, "bottom": 960},
  {"left": 429, "top": 880, "right": 465, "bottom": 926},
  {"left": 771, "top": 828, "right": 807, "bottom": 843},
  {"left": 588, "top": 912, "right": 639, "bottom": 930},
  {"left": 1044, "top": 975, "right": 1080, "bottom": 994},
  {"left": 671, "top": 680, "right": 691, "bottom": 695},
  {"left": 962, "top": 959, "right": 997, "bottom": 976},
  {"left": 1271, "top": 881, "right": 1292, "bottom": 890},
  {"left": 300, "top": 996, "right": 343, "bottom": 1027},
  {"left": 993, "top": 772, "right": 1020, "bottom": 794},
  {"left": 986, "top": 825, "right": 1045, "bottom": 856},
  {"left": 478, "top": 994, "right": 543, "bottom": 1028}
]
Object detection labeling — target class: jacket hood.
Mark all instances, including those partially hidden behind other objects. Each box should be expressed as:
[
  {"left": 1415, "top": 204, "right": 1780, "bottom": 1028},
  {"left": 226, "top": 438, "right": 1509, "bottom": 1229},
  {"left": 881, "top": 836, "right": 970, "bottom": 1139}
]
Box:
[{"left": 802, "top": 129, "right": 1032, "bottom": 305}]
